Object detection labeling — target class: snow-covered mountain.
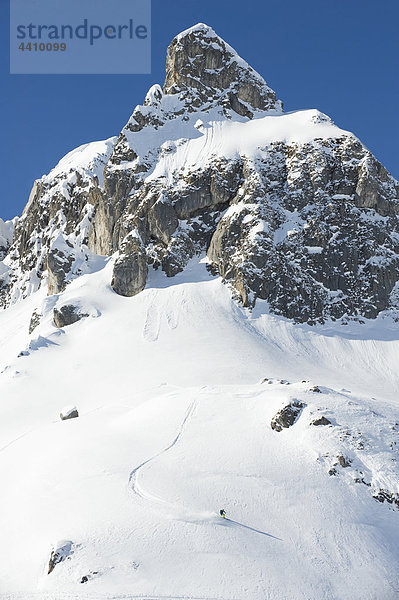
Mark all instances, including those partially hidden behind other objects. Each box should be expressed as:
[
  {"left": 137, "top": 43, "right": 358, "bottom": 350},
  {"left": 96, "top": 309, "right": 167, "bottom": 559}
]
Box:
[
  {"left": 0, "top": 23, "right": 398, "bottom": 600},
  {"left": 2, "top": 23, "right": 399, "bottom": 323}
]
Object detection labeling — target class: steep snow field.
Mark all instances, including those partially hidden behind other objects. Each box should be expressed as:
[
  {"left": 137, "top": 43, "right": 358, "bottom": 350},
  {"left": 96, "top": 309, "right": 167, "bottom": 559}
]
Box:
[{"left": 1, "top": 258, "right": 399, "bottom": 599}]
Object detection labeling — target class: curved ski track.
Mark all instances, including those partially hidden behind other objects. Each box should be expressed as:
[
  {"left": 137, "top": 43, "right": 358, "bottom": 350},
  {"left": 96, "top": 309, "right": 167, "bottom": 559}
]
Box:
[{"left": 128, "top": 398, "right": 198, "bottom": 510}]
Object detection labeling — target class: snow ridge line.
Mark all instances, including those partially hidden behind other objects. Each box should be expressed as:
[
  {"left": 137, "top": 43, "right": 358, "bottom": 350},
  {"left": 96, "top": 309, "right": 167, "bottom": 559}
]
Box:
[{"left": 128, "top": 398, "right": 198, "bottom": 506}]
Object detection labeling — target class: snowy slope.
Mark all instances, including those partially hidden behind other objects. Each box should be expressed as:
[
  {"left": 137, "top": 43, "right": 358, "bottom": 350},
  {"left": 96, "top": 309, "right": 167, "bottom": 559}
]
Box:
[
  {"left": 141, "top": 109, "right": 352, "bottom": 184},
  {"left": 0, "top": 258, "right": 398, "bottom": 599}
]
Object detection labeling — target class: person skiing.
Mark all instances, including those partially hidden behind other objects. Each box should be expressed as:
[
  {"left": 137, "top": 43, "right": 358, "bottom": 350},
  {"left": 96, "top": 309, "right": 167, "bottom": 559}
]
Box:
[{"left": 220, "top": 509, "right": 226, "bottom": 519}]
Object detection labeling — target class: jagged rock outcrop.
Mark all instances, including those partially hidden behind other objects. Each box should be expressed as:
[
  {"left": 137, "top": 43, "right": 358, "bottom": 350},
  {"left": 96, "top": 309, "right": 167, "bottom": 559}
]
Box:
[
  {"left": 162, "top": 23, "right": 282, "bottom": 117},
  {"left": 373, "top": 489, "right": 399, "bottom": 508},
  {"left": 1, "top": 23, "right": 399, "bottom": 323},
  {"left": 271, "top": 401, "right": 305, "bottom": 432},
  {"left": 28, "top": 309, "right": 41, "bottom": 334},
  {"left": 47, "top": 242, "right": 75, "bottom": 296},
  {"left": 0, "top": 139, "right": 115, "bottom": 307}
]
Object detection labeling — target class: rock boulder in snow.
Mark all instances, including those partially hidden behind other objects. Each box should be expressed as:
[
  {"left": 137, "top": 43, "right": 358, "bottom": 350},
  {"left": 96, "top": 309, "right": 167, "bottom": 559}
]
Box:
[
  {"left": 311, "top": 416, "right": 332, "bottom": 426},
  {"left": 271, "top": 400, "right": 305, "bottom": 432},
  {"left": 60, "top": 406, "right": 79, "bottom": 420},
  {"left": 54, "top": 304, "right": 88, "bottom": 328}
]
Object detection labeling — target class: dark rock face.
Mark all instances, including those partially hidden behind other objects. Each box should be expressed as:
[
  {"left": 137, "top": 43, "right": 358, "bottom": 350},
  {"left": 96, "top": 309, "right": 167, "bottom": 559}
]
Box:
[
  {"left": 163, "top": 23, "right": 282, "bottom": 117},
  {"left": 207, "top": 139, "right": 399, "bottom": 321},
  {"left": 54, "top": 305, "right": 88, "bottom": 328},
  {"left": 1, "top": 23, "right": 399, "bottom": 325},
  {"left": 271, "top": 401, "right": 305, "bottom": 432}
]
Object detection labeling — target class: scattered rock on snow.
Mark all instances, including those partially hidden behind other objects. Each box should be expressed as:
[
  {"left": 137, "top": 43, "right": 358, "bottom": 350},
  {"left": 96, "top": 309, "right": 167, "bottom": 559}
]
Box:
[
  {"left": 373, "top": 489, "right": 399, "bottom": 509},
  {"left": 48, "top": 540, "right": 73, "bottom": 574},
  {"left": 337, "top": 455, "right": 352, "bottom": 468},
  {"left": 80, "top": 571, "right": 99, "bottom": 583},
  {"left": 60, "top": 406, "right": 79, "bottom": 421},
  {"left": 309, "top": 385, "right": 321, "bottom": 393},
  {"left": 311, "top": 416, "right": 332, "bottom": 426},
  {"left": 271, "top": 400, "right": 305, "bottom": 432},
  {"left": 53, "top": 304, "right": 88, "bottom": 328},
  {"left": 28, "top": 310, "right": 41, "bottom": 334}
]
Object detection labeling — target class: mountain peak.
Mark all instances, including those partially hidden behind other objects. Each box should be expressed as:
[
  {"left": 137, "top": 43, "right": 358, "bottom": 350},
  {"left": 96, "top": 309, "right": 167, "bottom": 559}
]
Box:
[
  {"left": 163, "top": 23, "right": 283, "bottom": 117},
  {"left": 2, "top": 23, "right": 399, "bottom": 326},
  {"left": 174, "top": 22, "right": 216, "bottom": 40}
]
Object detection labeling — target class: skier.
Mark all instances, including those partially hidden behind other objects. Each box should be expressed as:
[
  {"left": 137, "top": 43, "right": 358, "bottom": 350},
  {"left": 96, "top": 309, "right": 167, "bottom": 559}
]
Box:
[{"left": 219, "top": 509, "right": 226, "bottom": 519}]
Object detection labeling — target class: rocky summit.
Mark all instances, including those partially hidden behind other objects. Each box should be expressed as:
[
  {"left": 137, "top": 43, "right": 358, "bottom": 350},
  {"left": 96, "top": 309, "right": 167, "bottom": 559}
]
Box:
[{"left": 1, "top": 23, "right": 399, "bottom": 324}]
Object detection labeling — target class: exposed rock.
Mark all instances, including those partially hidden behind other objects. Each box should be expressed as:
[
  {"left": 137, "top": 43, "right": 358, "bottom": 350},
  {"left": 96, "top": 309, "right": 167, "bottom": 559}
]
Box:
[
  {"left": 206, "top": 138, "right": 399, "bottom": 321},
  {"left": 47, "top": 246, "right": 74, "bottom": 296},
  {"left": 148, "top": 198, "right": 178, "bottom": 244},
  {"left": 337, "top": 455, "right": 351, "bottom": 468},
  {"left": 29, "top": 310, "right": 41, "bottom": 334},
  {"left": 111, "top": 235, "right": 148, "bottom": 297},
  {"left": 1, "top": 24, "right": 399, "bottom": 325},
  {"left": 311, "top": 416, "right": 332, "bottom": 426},
  {"left": 60, "top": 406, "right": 79, "bottom": 420},
  {"left": 163, "top": 23, "right": 282, "bottom": 116},
  {"left": 48, "top": 540, "right": 73, "bottom": 574},
  {"left": 309, "top": 386, "right": 322, "bottom": 393},
  {"left": 373, "top": 489, "right": 399, "bottom": 508},
  {"left": 1, "top": 139, "right": 115, "bottom": 309},
  {"left": 271, "top": 400, "right": 305, "bottom": 432},
  {"left": 53, "top": 305, "right": 88, "bottom": 328},
  {"left": 80, "top": 571, "right": 99, "bottom": 584}
]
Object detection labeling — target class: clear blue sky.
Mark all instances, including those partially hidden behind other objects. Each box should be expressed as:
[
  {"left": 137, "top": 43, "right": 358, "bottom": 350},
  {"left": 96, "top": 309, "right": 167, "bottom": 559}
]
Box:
[{"left": 1, "top": 0, "right": 398, "bottom": 220}]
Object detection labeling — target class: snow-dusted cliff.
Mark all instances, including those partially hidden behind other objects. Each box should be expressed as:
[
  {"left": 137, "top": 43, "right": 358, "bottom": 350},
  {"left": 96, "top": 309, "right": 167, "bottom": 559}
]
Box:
[{"left": 1, "top": 23, "right": 399, "bottom": 323}]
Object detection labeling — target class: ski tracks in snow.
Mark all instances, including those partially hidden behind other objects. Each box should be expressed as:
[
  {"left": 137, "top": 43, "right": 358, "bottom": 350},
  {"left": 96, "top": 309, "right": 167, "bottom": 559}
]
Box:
[
  {"left": 128, "top": 397, "right": 198, "bottom": 512},
  {"left": 143, "top": 290, "right": 183, "bottom": 342}
]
